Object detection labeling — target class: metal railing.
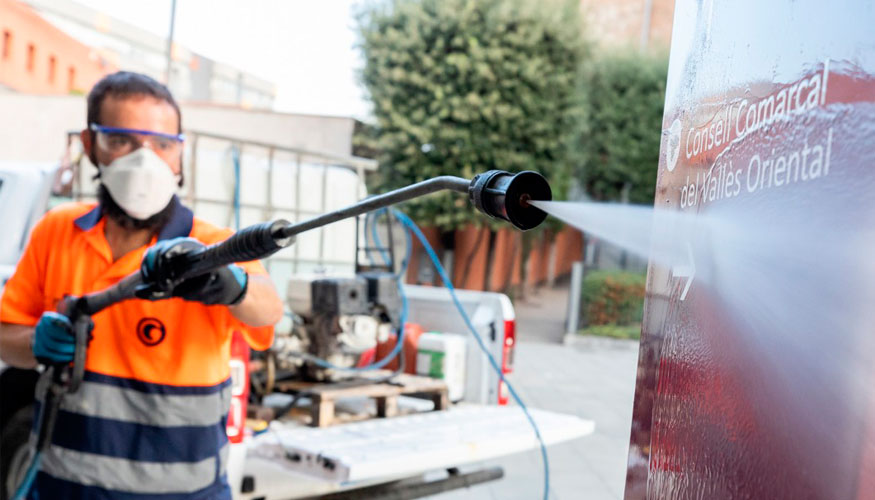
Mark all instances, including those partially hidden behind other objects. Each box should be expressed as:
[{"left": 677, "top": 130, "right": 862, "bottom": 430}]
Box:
[{"left": 65, "top": 129, "right": 378, "bottom": 275}]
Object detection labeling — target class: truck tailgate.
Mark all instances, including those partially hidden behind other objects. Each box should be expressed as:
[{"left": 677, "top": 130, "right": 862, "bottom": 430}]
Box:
[{"left": 242, "top": 405, "right": 593, "bottom": 497}]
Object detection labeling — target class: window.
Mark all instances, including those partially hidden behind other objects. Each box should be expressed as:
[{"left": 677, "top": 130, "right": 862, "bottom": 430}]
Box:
[
  {"left": 2, "top": 31, "right": 10, "bottom": 60},
  {"left": 48, "top": 55, "right": 56, "bottom": 83},
  {"left": 67, "top": 66, "right": 75, "bottom": 92},
  {"left": 26, "top": 43, "right": 34, "bottom": 72}
]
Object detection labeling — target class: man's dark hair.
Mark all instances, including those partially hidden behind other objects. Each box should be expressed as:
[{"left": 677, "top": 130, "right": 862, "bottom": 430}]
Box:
[{"left": 87, "top": 71, "right": 182, "bottom": 132}]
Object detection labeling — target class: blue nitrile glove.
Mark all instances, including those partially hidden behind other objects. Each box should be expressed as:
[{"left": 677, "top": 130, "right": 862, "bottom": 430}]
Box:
[
  {"left": 33, "top": 312, "right": 78, "bottom": 364},
  {"left": 139, "top": 237, "right": 249, "bottom": 306}
]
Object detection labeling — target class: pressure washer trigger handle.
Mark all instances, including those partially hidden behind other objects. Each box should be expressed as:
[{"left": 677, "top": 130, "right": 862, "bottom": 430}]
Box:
[
  {"left": 53, "top": 296, "right": 92, "bottom": 394},
  {"left": 68, "top": 315, "right": 91, "bottom": 394}
]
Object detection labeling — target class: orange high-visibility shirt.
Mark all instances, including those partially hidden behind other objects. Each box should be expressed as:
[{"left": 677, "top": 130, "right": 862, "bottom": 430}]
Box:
[
  {"left": 1, "top": 197, "right": 275, "bottom": 498},
  {"left": 0, "top": 198, "right": 274, "bottom": 387}
]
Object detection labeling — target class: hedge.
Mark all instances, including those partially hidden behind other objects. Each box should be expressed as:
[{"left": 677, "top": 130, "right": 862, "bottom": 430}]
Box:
[
  {"left": 574, "top": 51, "right": 668, "bottom": 203},
  {"left": 356, "top": 0, "right": 587, "bottom": 230},
  {"left": 581, "top": 270, "right": 646, "bottom": 326}
]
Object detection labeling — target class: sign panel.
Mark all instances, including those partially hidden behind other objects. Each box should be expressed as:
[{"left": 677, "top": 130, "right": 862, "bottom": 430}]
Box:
[{"left": 628, "top": 1, "right": 875, "bottom": 498}]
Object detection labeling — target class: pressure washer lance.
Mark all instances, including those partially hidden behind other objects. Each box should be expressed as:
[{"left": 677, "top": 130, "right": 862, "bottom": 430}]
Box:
[{"left": 12, "top": 169, "right": 551, "bottom": 498}]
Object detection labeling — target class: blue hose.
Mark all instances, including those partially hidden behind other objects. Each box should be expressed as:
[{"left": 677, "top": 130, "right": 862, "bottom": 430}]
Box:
[
  {"left": 301, "top": 282, "right": 408, "bottom": 372},
  {"left": 11, "top": 450, "right": 41, "bottom": 500},
  {"left": 301, "top": 208, "right": 411, "bottom": 372},
  {"left": 304, "top": 208, "right": 550, "bottom": 498},
  {"left": 391, "top": 209, "right": 551, "bottom": 500},
  {"left": 371, "top": 208, "right": 411, "bottom": 281},
  {"left": 368, "top": 209, "right": 392, "bottom": 266},
  {"left": 364, "top": 211, "right": 377, "bottom": 266},
  {"left": 232, "top": 146, "right": 241, "bottom": 231}
]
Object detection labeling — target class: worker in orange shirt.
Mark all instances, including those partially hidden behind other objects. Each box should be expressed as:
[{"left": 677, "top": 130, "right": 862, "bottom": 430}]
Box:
[{"left": 0, "top": 71, "right": 284, "bottom": 499}]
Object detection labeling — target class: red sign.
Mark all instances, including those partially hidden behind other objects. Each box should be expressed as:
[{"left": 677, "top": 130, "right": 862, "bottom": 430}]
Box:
[{"left": 628, "top": 1, "right": 875, "bottom": 498}]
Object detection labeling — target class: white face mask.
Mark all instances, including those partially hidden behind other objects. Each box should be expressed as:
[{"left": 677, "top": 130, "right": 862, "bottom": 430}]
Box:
[{"left": 98, "top": 147, "right": 180, "bottom": 220}]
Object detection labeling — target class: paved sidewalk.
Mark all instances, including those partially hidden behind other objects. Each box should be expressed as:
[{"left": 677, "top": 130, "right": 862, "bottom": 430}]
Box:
[
  {"left": 429, "top": 338, "right": 640, "bottom": 500},
  {"left": 513, "top": 285, "right": 574, "bottom": 344}
]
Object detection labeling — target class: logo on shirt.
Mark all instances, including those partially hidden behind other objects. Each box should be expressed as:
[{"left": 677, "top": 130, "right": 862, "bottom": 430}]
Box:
[{"left": 137, "top": 317, "right": 166, "bottom": 346}]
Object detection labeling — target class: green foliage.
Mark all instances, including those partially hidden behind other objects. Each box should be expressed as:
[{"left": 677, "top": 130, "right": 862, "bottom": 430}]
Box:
[
  {"left": 357, "top": 0, "right": 587, "bottom": 230},
  {"left": 580, "top": 323, "right": 641, "bottom": 340},
  {"left": 581, "top": 270, "right": 646, "bottom": 326},
  {"left": 575, "top": 51, "right": 668, "bottom": 203}
]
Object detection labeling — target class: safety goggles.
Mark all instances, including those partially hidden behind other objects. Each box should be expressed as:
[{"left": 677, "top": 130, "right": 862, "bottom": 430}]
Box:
[{"left": 90, "top": 124, "right": 185, "bottom": 157}]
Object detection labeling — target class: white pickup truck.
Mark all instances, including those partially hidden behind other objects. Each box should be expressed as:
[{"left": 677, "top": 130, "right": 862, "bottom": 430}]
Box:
[{"left": 0, "top": 163, "right": 592, "bottom": 500}]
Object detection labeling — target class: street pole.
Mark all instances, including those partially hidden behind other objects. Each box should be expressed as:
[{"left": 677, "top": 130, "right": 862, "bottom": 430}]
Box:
[
  {"left": 165, "top": 0, "right": 177, "bottom": 86},
  {"left": 640, "top": 0, "right": 654, "bottom": 52},
  {"left": 564, "top": 260, "right": 584, "bottom": 345}
]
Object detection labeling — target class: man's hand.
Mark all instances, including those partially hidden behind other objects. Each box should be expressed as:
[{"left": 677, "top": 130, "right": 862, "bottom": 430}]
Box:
[
  {"left": 33, "top": 312, "right": 89, "bottom": 365},
  {"left": 172, "top": 264, "right": 248, "bottom": 305},
  {"left": 139, "top": 237, "right": 248, "bottom": 306},
  {"left": 138, "top": 236, "right": 282, "bottom": 330}
]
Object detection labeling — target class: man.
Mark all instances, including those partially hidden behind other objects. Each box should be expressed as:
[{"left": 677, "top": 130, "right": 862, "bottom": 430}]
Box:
[{"left": 0, "top": 72, "right": 284, "bottom": 499}]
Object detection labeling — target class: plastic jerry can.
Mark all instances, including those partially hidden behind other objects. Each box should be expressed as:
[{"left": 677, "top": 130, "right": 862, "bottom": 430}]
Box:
[{"left": 416, "top": 332, "right": 467, "bottom": 401}]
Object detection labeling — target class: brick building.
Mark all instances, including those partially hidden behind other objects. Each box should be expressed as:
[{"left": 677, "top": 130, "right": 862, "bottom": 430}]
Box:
[{"left": 581, "top": 0, "right": 675, "bottom": 51}]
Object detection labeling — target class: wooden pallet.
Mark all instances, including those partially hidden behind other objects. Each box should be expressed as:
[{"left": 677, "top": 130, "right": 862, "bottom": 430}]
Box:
[{"left": 275, "top": 371, "right": 449, "bottom": 427}]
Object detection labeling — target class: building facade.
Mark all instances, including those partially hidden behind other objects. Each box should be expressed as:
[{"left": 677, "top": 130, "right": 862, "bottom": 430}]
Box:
[
  {"left": 0, "top": 0, "right": 113, "bottom": 94},
  {"left": 581, "top": 0, "right": 675, "bottom": 51},
  {"left": 2, "top": 0, "right": 275, "bottom": 109}
]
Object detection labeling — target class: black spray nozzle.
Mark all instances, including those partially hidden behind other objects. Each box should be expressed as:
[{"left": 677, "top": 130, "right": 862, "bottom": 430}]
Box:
[{"left": 469, "top": 170, "right": 552, "bottom": 231}]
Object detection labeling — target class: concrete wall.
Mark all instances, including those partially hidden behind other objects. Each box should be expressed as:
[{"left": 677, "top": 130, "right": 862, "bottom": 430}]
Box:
[
  {"left": 0, "top": 93, "right": 82, "bottom": 162},
  {"left": 182, "top": 104, "right": 356, "bottom": 158}
]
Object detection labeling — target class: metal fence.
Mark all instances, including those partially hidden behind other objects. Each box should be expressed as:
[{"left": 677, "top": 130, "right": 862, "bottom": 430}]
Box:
[{"left": 65, "top": 130, "right": 378, "bottom": 295}]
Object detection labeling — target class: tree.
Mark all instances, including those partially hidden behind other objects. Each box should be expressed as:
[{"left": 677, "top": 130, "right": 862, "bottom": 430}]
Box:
[
  {"left": 357, "top": 0, "right": 587, "bottom": 230},
  {"left": 574, "top": 52, "right": 669, "bottom": 204}
]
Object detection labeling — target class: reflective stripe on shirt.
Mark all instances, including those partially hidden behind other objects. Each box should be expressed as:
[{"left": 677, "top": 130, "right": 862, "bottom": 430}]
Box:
[
  {"left": 34, "top": 371, "right": 231, "bottom": 496},
  {"left": 38, "top": 443, "right": 229, "bottom": 494}
]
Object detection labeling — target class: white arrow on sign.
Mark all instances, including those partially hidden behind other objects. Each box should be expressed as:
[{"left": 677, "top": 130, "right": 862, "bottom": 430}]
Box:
[{"left": 672, "top": 243, "right": 696, "bottom": 301}]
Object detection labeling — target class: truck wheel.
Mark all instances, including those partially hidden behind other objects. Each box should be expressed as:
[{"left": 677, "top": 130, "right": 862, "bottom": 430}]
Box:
[{"left": 1, "top": 405, "right": 34, "bottom": 500}]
